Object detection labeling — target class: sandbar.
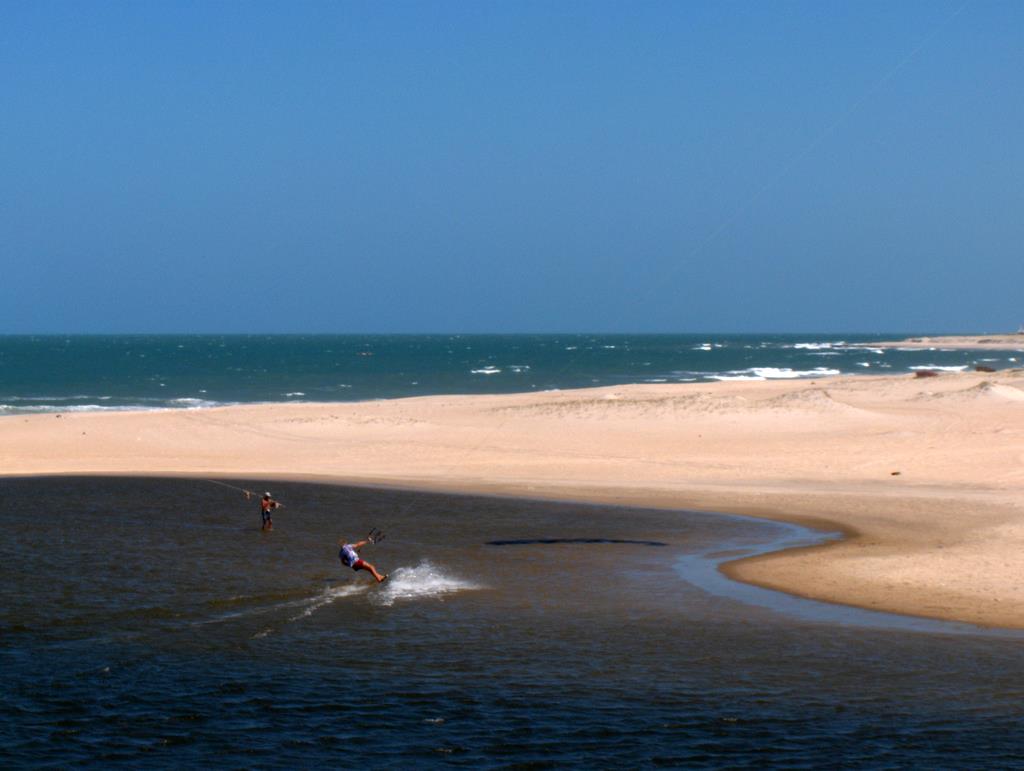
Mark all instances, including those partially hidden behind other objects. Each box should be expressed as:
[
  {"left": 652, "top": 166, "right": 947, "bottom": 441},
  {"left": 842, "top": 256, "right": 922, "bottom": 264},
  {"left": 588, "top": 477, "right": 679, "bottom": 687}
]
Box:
[
  {"left": 3, "top": 370, "right": 1024, "bottom": 628},
  {"left": 867, "top": 334, "right": 1024, "bottom": 350}
]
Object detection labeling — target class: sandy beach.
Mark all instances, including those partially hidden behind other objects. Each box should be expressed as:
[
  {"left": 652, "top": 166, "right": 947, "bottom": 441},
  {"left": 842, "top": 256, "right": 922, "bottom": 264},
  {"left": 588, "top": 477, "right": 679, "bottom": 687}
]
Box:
[
  {"left": 869, "top": 334, "right": 1024, "bottom": 350},
  {"left": 4, "top": 368, "right": 1024, "bottom": 628}
]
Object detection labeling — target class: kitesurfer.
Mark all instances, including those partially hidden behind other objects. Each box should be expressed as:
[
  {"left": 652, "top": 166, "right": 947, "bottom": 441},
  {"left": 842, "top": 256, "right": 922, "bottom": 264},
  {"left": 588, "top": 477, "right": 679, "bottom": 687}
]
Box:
[{"left": 338, "top": 537, "right": 387, "bottom": 583}]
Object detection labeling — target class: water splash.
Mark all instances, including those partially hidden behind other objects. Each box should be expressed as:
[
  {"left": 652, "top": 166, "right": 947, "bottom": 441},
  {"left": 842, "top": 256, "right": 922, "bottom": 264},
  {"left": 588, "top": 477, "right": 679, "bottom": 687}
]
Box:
[
  {"left": 248, "top": 584, "right": 370, "bottom": 638},
  {"left": 288, "top": 583, "right": 368, "bottom": 621},
  {"left": 198, "top": 583, "right": 369, "bottom": 627},
  {"left": 371, "top": 561, "right": 481, "bottom": 607}
]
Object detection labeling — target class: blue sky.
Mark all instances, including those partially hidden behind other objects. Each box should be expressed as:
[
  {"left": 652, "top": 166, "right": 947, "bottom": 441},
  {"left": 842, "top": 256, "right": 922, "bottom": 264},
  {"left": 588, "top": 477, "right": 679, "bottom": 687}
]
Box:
[{"left": 2, "top": 0, "right": 1021, "bottom": 333}]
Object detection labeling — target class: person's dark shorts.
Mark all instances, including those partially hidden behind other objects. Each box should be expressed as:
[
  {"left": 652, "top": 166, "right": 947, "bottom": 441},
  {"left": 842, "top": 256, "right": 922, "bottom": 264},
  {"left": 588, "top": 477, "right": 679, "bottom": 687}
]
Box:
[{"left": 261, "top": 510, "right": 272, "bottom": 524}]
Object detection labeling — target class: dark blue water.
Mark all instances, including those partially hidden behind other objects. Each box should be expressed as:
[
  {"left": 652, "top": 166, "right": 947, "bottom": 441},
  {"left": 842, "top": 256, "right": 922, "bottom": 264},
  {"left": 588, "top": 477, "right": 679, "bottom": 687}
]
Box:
[
  {"left": 3, "top": 477, "right": 1024, "bottom": 768},
  {"left": 1, "top": 333, "right": 1021, "bottom": 413}
]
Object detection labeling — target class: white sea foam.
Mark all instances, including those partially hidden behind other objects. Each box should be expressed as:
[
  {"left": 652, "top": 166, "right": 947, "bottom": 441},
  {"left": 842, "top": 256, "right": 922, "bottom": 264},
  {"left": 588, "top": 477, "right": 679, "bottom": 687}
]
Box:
[
  {"left": 910, "top": 365, "right": 968, "bottom": 372},
  {"left": 711, "top": 367, "right": 841, "bottom": 381},
  {"left": 0, "top": 396, "right": 235, "bottom": 415},
  {"left": 168, "top": 397, "right": 223, "bottom": 408},
  {"left": 284, "top": 392, "right": 306, "bottom": 397},
  {"left": 792, "top": 342, "right": 841, "bottom": 350},
  {"left": 857, "top": 362, "right": 871, "bottom": 367},
  {"left": 693, "top": 344, "right": 713, "bottom": 351},
  {"left": 67, "top": 404, "right": 157, "bottom": 412},
  {"left": 0, "top": 403, "right": 156, "bottom": 414},
  {"left": 471, "top": 367, "right": 501, "bottom": 375},
  {"left": 371, "top": 561, "right": 481, "bottom": 607}
]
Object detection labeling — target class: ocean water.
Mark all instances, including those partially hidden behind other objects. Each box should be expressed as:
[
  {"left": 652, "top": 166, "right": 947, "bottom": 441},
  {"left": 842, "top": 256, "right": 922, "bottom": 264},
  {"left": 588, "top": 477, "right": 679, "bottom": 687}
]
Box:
[
  {"left": 3, "top": 477, "right": 1024, "bottom": 768},
  {"left": 1, "top": 333, "right": 1022, "bottom": 413}
]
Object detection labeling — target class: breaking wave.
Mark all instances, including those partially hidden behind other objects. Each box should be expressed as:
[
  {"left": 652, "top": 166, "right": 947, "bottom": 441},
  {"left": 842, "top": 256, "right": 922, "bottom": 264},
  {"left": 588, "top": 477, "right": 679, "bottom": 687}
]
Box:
[{"left": 710, "top": 367, "right": 841, "bottom": 381}]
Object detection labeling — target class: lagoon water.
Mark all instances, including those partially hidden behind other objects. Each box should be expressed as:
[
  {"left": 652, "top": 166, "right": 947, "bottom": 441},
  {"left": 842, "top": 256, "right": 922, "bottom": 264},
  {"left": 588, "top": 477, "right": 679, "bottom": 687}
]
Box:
[{"left": 3, "top": 476, "right": 1024, "bottom": 767}]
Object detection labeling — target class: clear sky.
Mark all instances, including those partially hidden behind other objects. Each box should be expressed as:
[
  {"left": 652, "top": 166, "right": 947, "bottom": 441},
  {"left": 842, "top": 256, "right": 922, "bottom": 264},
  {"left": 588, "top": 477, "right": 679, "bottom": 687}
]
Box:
[{"left": 2, "top": 0, "right": 1021, "bottom": 334}]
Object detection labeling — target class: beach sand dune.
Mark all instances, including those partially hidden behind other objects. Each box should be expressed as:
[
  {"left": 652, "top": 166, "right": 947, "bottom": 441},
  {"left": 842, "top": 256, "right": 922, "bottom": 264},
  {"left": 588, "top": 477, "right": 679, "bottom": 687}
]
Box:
[
  {"left": 911, "top": 381, "right": 1024, "bottom": 403},
  {"left": 3, "top": 370, "right": 1024, "bottom": 628}
]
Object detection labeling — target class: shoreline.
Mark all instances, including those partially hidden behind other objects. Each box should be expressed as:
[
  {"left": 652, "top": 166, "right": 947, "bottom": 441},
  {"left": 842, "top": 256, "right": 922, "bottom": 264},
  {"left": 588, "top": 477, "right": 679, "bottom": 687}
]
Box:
[{"left": 3, "top": 369, "right": 1024, "bottom": 628}]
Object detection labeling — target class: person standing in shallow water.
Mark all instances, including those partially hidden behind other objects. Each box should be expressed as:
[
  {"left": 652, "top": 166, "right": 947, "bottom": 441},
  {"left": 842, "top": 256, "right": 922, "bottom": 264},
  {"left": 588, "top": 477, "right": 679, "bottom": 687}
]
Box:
[
  {"left": 259, "top": 492, "right": 279, "bottom": 531},
  {"left": 338, "top": 538, "right": 388, "bottom": 583}
]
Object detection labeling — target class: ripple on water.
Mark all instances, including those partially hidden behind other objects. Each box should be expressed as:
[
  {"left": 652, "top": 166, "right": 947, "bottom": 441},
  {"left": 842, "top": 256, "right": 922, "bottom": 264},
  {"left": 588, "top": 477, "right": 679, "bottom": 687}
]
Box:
[{"left": 3, "top": 476, "right": 1024, "bottom": 767}]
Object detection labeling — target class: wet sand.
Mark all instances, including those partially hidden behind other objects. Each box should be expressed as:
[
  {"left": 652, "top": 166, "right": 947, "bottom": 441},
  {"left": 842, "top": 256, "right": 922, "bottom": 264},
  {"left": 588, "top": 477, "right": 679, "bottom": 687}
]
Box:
[{"left": 3, "top": 369, "right": 1024, "bottom": 627}]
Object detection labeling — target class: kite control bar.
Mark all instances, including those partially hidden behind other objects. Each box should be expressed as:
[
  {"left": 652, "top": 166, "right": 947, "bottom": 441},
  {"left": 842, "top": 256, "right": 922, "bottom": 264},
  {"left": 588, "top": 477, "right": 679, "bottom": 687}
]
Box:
[{"left": 368, "top": 527, "right": 386, "bottom": 544}]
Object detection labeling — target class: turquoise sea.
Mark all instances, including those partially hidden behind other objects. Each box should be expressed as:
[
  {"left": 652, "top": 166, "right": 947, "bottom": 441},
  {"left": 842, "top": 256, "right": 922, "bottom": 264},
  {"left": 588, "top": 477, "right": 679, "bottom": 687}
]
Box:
[{"left": 1, "top": 333, "right": 1021, "bottom": 413}]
